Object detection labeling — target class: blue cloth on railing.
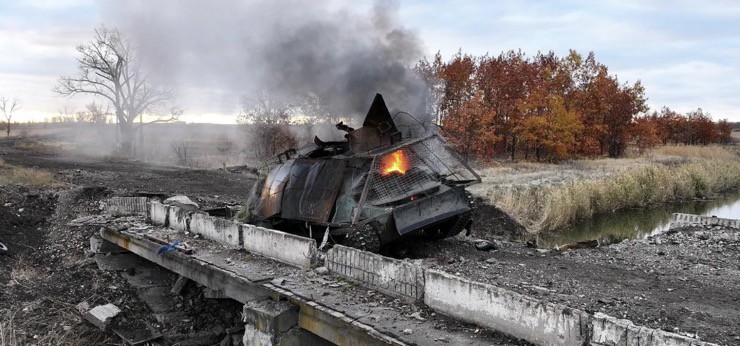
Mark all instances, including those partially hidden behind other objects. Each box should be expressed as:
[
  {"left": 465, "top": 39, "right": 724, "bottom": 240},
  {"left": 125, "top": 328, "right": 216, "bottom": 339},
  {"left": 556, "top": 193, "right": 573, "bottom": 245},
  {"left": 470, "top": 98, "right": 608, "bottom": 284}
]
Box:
[{"left": 157, "top": 241, "right": 182, "bottom": 255}]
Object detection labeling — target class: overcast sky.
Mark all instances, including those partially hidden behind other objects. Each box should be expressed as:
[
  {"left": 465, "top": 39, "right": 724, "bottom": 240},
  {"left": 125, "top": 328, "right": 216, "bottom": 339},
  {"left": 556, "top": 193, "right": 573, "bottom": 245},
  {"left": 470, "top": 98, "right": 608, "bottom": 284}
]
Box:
[{"left": 1, "top": 0, "right": 739, "bottom": 123}]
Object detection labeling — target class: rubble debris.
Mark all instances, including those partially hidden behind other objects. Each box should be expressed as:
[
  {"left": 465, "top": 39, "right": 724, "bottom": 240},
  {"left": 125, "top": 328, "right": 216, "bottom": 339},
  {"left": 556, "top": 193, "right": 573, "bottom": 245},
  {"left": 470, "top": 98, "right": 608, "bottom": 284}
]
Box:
[
  {"left": 68, "top": 215, "right": 110, "bottom": 226},
  {"left": 84, "top": 303, "right": 122, "bottom": 331},
  {"left": 557, "top": 239, "right": 599, "bottom": 251},
  {"left": 408, "top": 312, "right": 426, "bottom": 321},
  {"left": 171, "top": 275, "right": 191, "bottom": 295},
  {"left": 112, "top": 320, "right": 163, "bottom": 346},
  {"left": 164, "top": 195, "right": 200, "bottom": 211},
  {"left": 474, "top": 240, "right": 500, "bottom": 251},
  {"left": 76, "top": 301, "right": 90, "bottom": 313},
  {"left": 314, "top": 266, "right": 329, "bottom": 275}
]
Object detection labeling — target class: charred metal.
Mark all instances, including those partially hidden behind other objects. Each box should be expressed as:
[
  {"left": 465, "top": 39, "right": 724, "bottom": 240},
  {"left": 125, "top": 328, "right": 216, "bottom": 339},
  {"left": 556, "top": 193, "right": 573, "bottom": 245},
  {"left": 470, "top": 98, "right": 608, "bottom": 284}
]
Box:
[{"left": 244, "top": 94, "right": 481, "bottom": 251}]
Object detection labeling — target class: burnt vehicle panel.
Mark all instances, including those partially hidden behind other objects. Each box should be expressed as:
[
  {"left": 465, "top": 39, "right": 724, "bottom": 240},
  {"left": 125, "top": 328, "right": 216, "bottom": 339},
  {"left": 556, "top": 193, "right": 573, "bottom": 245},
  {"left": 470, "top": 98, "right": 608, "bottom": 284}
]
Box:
[{"left": 246, "top": 93, "right": 481, "bottom": 251}]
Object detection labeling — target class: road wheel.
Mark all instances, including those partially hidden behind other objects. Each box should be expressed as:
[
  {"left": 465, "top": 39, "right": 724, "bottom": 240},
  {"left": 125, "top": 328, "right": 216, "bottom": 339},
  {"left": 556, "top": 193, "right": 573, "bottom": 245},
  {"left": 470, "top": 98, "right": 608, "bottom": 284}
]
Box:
[
  {"left": 341, "top": 222, "right": 381, "bottom": 253},
  {"left": 422, "top": 211, "right": 471, "bottom": 240}
]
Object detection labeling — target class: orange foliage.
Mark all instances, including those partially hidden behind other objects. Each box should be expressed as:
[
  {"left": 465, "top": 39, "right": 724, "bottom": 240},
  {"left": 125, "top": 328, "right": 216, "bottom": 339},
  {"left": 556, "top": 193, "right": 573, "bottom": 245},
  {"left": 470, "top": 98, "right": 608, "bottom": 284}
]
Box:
[
  {"left": 629, "top": 116, "right": 660, "bottom": 154},
  {"left": 441, "top": 91, "right": 500, "bottom": 161},
  {"left": 418, "top": 50, "right": 731, "bottom": 161}
]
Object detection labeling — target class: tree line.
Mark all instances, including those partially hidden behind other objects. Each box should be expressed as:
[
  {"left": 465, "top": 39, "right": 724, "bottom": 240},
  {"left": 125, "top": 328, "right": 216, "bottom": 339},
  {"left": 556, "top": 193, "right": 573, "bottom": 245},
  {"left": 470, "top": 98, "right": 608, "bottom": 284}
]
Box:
[
  {"left": 415, "top": 50, "right": 734, "bottom": 162},
  {"left": 50, "top": 26, "right": 735, "bottom": 160}
]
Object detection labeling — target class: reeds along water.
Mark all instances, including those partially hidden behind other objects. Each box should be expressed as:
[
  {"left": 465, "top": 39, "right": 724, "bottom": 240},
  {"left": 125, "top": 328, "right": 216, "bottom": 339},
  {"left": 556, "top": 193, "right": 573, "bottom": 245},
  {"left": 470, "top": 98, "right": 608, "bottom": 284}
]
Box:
[{"left": 482, "top": 157, "right": 740, "bottom": 234}]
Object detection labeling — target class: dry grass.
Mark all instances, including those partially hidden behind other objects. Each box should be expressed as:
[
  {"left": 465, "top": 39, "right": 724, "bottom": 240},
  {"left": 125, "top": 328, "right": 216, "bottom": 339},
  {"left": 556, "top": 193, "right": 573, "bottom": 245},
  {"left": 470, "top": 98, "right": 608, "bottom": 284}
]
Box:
[
  {"left": 12, "top": 139, "right": 71, "bottom": 156},
  {"left": 0, "top": 158, "right": 56, "bottom": 187},
  {"left": 0, "top": 300, "right": 108, "bottom": 346},
  {"left": 648, "top": 144, "right": 739, "bottom": 162},
  {"left": 471, "top": 146, "right": 740, "bottom": 234}
]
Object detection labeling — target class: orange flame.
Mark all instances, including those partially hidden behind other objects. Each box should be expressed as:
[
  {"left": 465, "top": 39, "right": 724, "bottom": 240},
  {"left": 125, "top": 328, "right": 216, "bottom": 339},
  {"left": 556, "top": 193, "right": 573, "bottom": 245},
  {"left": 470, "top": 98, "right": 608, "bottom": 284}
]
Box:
[{"left": 381, "top": 150, "right": 409, "bottom": 176}]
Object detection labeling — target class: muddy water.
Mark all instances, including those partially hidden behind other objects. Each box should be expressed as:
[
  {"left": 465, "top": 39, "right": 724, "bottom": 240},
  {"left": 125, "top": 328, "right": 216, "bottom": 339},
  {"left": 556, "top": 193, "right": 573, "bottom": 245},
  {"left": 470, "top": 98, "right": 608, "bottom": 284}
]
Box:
[{"left": 537, "top": 193, "right": 740, "bottom": 248}]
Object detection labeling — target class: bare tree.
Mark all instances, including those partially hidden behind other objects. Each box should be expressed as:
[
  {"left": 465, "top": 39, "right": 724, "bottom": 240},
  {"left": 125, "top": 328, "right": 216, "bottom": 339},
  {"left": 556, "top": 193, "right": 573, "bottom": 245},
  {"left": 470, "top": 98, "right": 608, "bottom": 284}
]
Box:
[
  {"left": 86, "top": 101, "right": 112, "bottom": 125},
  {"left": 237, "top": 91, "right": 299, "bottom": 160},
  {"left": 75, "top": 111, "right": 92, "bottom": 123},
  {"left": 0, "top": 97, "right": 21, "bottom": 137},
  {"left": 53, "top": 26, "right": 177, "bottom": 155}
]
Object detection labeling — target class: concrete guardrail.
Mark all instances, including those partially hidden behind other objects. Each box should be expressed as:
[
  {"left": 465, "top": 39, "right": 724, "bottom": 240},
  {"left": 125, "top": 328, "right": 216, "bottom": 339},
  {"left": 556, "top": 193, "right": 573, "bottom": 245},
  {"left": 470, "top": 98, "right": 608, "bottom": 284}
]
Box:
[
  {"left": 241, "top": 223, "right": 317, "bottom": 269},
  {"left": 669, "top": 213, "right": 739, "bottom": 230},
  {"left": 424, "top": 270, "right": 717, "bottom": 346},
  {"left": 425, "top": 269, "right": 586, "bottom": 346},
  {"left": 326, "top": 245, "right": 425, "bottom": 301},
  {"left": 104, "top": 196, "right": 148, "bottom": 216},
  {"left": 189, "top": 213, "right": 242, "bottom": 248}
]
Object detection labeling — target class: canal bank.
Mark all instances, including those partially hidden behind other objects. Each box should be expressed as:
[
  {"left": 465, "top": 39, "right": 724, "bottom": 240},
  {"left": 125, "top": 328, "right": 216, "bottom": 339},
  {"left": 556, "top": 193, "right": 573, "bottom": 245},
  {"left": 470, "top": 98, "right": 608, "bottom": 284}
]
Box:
[{"left": 538, "top": 193, "right": 740, "bottom": 248}]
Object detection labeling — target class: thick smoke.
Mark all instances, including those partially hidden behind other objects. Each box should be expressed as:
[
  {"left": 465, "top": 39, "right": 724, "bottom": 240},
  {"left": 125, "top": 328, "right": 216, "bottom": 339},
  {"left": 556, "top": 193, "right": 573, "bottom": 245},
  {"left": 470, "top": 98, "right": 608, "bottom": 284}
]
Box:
[{"left": 102, "top": 0, "right": 429, "bottom": 121}]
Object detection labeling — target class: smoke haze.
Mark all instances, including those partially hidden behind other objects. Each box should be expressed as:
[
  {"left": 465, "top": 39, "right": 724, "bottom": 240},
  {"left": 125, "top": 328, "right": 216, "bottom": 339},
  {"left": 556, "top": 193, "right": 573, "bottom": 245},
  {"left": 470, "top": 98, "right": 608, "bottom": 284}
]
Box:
[{"left": 102, "top": 0, "right": 429, "bottom": 121}]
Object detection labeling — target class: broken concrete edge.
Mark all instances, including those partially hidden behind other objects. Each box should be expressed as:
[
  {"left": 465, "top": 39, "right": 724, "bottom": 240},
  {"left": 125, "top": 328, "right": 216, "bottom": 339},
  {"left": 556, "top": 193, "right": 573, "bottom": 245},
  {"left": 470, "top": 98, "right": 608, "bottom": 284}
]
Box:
[
  {"left": 242, "top": 299, "right": 298, "bottom": 336},
  {"left": 149, "top": 201, "right": 169, "bottom": 226},
  {"left": 90, "top": 234, "right": 130, "bottom": 254},
  {"left": 423, "top": 269, "right": 718, "bottom": 346},
  {"left": 590, "top": 312, "right": 716, "bottom": 346},
  {"left": 669, "top": 213, "right": 740, "bottom": 230},
  {"left": 326, "top": 245, "right": 424, "bottom": 301},
  {"left": 167, "top": 205, "right": 190, "bottom": 232},
  {"left": 265, "top": 283, "right": 407, "bottom": 346},
  {"left": 84, "top": 303, "right": 122, "bottom": 331}
]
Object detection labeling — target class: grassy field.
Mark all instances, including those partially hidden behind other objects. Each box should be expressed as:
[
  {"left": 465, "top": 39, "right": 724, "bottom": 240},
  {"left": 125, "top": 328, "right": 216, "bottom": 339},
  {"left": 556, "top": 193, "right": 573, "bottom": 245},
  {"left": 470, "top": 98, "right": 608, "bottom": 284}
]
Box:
[
  {"left": 0, "top": 158, "right": 56, "bottom": 187},
  {"left": 469, "top": 145, "right": 740, "bottom": 234}
]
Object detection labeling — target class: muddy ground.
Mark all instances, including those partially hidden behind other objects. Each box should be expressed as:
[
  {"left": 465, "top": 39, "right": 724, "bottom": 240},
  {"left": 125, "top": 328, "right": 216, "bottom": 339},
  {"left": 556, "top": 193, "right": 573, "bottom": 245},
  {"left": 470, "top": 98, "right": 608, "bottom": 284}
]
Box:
[
  {"left": 0, "top": 138, "right": 253, "bottom": 345},
  {"left": 1, "top": 136, "right": 738, "bottom": 345}
]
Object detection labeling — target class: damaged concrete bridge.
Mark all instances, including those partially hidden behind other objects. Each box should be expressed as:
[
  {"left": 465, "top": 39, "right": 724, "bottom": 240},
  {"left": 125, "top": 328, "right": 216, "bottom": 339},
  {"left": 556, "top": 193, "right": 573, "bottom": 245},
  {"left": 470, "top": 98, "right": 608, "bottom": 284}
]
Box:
[{"left": 93, "top": 197, "right": 718, "bottom": 346}]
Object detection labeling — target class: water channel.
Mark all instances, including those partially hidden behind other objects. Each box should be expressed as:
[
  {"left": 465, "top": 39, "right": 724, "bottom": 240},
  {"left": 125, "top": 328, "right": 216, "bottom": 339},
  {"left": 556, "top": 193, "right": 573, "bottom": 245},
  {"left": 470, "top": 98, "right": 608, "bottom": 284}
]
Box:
[{"left": 538, "top": 193, "right": 740, "bottom": 248}]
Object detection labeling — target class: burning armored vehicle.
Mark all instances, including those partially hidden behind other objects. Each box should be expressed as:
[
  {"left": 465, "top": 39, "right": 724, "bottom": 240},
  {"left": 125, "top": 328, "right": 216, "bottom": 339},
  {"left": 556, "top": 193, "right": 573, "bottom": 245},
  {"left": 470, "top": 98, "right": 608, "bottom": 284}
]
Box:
[{"left": 244, "top": 94, "right": 480, "bottom": 251}]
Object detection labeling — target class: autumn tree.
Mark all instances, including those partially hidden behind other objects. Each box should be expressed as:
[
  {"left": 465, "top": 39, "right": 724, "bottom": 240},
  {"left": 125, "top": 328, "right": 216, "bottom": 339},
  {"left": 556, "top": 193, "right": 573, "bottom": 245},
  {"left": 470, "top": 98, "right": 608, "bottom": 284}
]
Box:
[
  {"left": 54, "top": 26, "right": 177, "bottom": 155},
  {"left": 629, "top": 116, "right": 660, "bottom": 154},
  {"left": 518, "top": 86, "right": 582, "bottom": 161},
  {"left": 477, "top": 50, "right": 538, "bottom": 160},
  {"left": 437, "top": 51, "right": 477, "bottom": 123},
  {"left": 648, "top": 107, "right": 681, "bottom": 145},
  {"left": 716, "top": 119, "right": 733, "bottom": 144},
  {"left": 685, "top": 109, "right": 718, "bottom": 145},
  {"left": 441, "top": 91, "right": 499, "bottom": 161},
  {"left": 0, "top": 97, "right": 20, "bottom": 138}
]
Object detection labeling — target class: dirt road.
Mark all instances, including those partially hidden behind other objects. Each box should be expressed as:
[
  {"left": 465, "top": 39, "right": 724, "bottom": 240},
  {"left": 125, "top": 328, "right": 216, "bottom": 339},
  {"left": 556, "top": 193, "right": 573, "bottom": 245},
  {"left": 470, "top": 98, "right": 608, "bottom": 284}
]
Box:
[{"left": 0, "top": 136, "right": 255, "bottom": 206}]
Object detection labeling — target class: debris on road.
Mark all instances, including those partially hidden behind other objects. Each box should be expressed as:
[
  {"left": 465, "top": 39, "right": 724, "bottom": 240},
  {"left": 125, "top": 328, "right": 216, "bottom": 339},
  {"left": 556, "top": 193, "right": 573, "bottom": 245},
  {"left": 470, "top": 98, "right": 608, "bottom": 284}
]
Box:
[{"left": 84, "top": 303, "right": 122, "bottom": 331}]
